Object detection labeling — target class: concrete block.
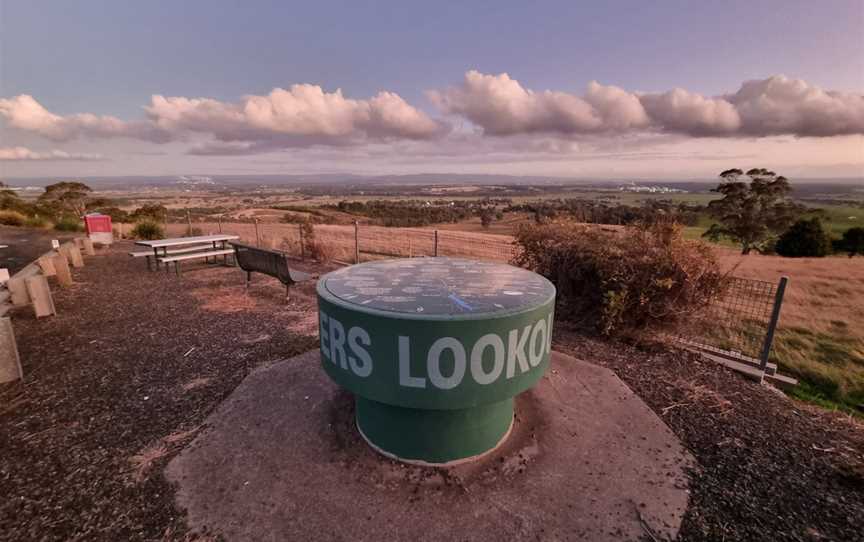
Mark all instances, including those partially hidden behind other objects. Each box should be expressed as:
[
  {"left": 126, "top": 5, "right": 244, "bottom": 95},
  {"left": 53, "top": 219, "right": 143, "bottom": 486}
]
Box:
[
  {"left": 25, "top": 274, "right": 55, "bottom": 318},
  {"left": 52, "top": 254, "right": 73, "bottom": 287},
  {"left": 0, "top": 317, "right": 22, "bottom": 383},
  {"left": 82, "top": 238, "right": 96, "bottom": 256},
  {"left": 38, "top": 254, "right": 57, "bottom": 276}
]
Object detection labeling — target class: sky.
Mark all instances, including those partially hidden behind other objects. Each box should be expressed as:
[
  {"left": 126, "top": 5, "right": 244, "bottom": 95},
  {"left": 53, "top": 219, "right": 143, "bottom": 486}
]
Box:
[{"left": 1, "top": 0, "right": 863, "bottom": 181}]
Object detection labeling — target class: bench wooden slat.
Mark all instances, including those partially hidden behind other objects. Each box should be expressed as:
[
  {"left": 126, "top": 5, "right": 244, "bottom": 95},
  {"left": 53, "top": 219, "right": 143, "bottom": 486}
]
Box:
[
  {"left": 159, "top": 249, "right": 234, "bottom": 263},
  {"left": 130, "top": 244, "right": 214, "bottom": 258}
]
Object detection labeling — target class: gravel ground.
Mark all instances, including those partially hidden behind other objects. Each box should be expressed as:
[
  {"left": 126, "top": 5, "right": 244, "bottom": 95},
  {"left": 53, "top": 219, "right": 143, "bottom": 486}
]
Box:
[
  {"left": 0, "top": 241, "right": 323, "bottom": 541},
  {"left": 1, "top": 240, "right": 862, "bottom": 541},
  {"left": 0, "top": 225, "right": 77, "bottom": 274},
  {"left": 555, "top": 331, "right": 864, "bottom": 542}
]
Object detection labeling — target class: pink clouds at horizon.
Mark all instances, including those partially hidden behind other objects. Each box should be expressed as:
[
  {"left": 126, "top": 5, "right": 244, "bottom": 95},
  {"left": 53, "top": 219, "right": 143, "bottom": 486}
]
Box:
[{"left": 0, "top": 72, "right": 862, "bottom": 161}]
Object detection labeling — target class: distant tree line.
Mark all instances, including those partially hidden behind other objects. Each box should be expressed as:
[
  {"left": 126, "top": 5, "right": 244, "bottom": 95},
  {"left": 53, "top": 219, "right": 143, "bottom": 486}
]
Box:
[
  {"left": 506, "top": 199, "right": 704, "bottom": 227},
  {"left": 321, "top": 200, "right": 496, "bottom": 227}
]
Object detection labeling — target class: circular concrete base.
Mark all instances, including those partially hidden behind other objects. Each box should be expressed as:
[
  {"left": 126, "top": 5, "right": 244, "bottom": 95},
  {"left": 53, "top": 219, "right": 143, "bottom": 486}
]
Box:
[{"left": 166, "top": 351, "right": 695, "bottom": 542}]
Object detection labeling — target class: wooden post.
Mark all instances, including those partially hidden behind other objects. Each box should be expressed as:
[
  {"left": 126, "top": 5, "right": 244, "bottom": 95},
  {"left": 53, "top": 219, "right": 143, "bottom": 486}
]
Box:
[
  {"left": 218, "top": 215, "right": 223, "bottom": 233},
  {"left": 37, "top": 254, "right": 57, "bottom": 276},
  {"left": 63, "top": 244, "right": 84, "bottom": 268},
  {"left": 52, "top": 253, "right": 73, "bottom": 286},
  {"left": 434, "top": 229, "right": 439, "bottom": 257},
  {"left": 7, "top": 275, "right": 31, "bottom": 306},
  {"left": 186, "top": 208, "right": 193, "bottom": 236},
  {"left": 0, "top": 317, "right": 23, "bottom": 383},
  {"left": 254, "top": 218, "right": 261, "bottom": 246},
  {"left": 299, "top": 223, "right": 305, "bottom": 260},
  {"left": 25, "top": 275, "right": 56, "bottom": 318},
  {"left": 354, "top": 221, "right": 360, "bottom": 264}
]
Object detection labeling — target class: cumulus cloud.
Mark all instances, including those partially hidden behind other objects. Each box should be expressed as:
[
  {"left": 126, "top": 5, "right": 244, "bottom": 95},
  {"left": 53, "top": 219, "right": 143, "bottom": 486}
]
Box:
[
  {"left": 0, "top": 95, "right": 170, "bottom": 142},
  {"left": 432, "top": 71, "right": 864, "bottom": 138},
  {"left": 0, "top": 146, "right": 103, "bottom": 161},
  {"left": 727, "top": 75, "right": 864, "bottom": 137},
  {"left": 639, "top": 88, "right": 741, "bottom": 136},
  {"left": 2, "top": 75, "right": 861, "bottom": 159},
  {"left": 146, "top": 85, "right": 445, "bottom": 149},
  {"left": 0, "top": 86, "right": 445, "bottom": 154}
]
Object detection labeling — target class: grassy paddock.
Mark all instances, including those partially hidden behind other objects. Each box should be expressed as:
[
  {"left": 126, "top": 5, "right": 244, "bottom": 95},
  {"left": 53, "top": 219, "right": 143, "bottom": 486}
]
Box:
[{"left": 718, "top": 250, "right": 864, "bottom": 412}]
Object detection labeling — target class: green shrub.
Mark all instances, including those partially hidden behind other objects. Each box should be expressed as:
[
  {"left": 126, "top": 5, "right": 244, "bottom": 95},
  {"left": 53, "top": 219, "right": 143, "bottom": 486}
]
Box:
[
  {"left": 0, "top": 210, "right": 27, "bottom": 226},
  {"left": 513, "top": 221, "right": 727, "bottom": 336},
  {"left": 775, "top": 218, "right": 832, "bottom": 257},
  {"left": 838, "top": 227, "right": 864, "bottom": 257},
  {"left": 131, "top": 220, "right": 164, "bottom": 240},
  {"left": 24, "top": 215, "right": 50, "bottom": 228},
  {"left": 54, "top": 218, "right": 84, "bottom": 231}
]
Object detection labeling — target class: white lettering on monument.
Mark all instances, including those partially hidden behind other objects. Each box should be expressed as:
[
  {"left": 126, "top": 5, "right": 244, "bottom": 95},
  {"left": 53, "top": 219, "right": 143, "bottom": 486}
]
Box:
[{"left": 320, "top": 311, "right": 552, "bottom": 388}]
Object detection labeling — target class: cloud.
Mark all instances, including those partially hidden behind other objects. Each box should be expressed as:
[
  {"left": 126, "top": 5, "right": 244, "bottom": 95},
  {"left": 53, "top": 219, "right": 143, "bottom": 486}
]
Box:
[
  {"left": 145, "top": 85, "right": 446, "bottom": 149},
  {"left": 432, "top": 71, "right": 864, "bottom": 138},
  {"left": 726, "top": 75, "right": 864, "bottom": 137},
  {"left": 639, "top": 88, "right": 741, "bottom": 136},
  {"left": 2, "top": 75, "right": 862, "bottom": 161},
  {"left": 0, "top": 95, "right": 170, "bottom": 142},
  {"left": 0, "top": 146, "right": 103, "bottom": 161},
  {"left": 0, "top": 87, "right": 445, "bottom": 155}
]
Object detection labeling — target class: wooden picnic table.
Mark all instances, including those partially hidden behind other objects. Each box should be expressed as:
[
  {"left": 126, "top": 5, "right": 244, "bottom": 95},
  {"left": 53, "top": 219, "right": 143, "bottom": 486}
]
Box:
[{"left": 135, "top": 234, "right": 239, "bottom": 270}]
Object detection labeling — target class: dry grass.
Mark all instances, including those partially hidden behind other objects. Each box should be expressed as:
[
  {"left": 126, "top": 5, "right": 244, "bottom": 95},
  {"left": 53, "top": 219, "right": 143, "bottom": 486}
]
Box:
[
  {"left": 129, "top": 427, "right": 201, "bottom": 483},
  {"left": 128, "top": 442, "right": 170, "bottom": 482},
  {"left": 718, "top": 250, "right": 864, "bottom": 408}
]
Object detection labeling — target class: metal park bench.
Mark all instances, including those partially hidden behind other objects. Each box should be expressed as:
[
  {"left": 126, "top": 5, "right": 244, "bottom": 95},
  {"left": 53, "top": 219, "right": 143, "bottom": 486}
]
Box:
[{"left": 230, "top": 242, "right": 314, "bottom": 298}]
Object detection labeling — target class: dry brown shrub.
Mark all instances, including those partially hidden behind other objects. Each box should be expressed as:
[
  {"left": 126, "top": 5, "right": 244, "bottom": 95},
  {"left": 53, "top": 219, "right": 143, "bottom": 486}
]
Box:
[
  {"left": 306, "top": 239, "right": 336, "bottom": 262},
  {"left": 514, "top": 220, "right": 727, "bottom": 336}
]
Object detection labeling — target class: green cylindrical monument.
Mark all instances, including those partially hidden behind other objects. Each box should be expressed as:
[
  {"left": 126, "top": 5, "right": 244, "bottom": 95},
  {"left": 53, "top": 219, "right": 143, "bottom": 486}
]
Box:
[{"left": 317, "top": 257, "right": 555, "bottom": 465}]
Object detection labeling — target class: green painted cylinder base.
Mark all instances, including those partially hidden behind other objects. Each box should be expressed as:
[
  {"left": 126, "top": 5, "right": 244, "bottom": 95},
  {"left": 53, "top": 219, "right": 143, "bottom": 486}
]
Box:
[{"left": 355, "top": 396, "right": 514, "bottom": 466}]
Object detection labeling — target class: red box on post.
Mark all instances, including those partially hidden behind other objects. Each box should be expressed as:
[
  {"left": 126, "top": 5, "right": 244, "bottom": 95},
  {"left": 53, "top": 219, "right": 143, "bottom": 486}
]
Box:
[{"left": 84, "top": 214, "right": 113, "bottom": 245}]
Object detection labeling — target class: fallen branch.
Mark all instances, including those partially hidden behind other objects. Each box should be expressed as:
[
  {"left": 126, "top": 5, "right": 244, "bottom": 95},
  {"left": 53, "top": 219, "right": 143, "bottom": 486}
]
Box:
[{"left": 662, "top": 402, "right": 689, "bottom": 415}]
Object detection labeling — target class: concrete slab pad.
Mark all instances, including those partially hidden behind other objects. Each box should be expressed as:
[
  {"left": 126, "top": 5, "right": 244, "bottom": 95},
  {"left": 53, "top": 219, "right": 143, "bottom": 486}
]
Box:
[{"left": 167, "top": 351, "right": 695, "bottom": 541}]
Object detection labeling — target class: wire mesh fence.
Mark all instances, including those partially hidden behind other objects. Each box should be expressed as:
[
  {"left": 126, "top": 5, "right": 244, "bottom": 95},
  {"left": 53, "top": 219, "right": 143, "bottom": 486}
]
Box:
[
  {"left": 161, "top": 219, "right": 517, "bottom": 265},
  {"left": 671, "top": 275, "right": 785, "bottom": 366},
  {"left": 157, "top": 214, "right": 785, "bottom": 370}
]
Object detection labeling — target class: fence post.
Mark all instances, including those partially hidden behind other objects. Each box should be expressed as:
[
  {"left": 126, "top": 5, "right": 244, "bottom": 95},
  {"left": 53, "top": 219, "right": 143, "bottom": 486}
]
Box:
[
  {"left": 254, "top": 218, "right": 261, "bottom": 247},
  {"left": 354, "top": 221, "right": 360, "bottom": 264},
  {"left": 299, "top": 223, "right": 305, "bottom": 260},
  {"left": 186, "top": 208, "right": 192, "bottom": 236},
  {"left": 759, "top": 276, "right": 788, "bottom": 373},
  {"left": 218, "top": 215, "right": 223, "bottom": 233},
  {"left": 434, "top": 230, "right": 439, "bottom": 257}
]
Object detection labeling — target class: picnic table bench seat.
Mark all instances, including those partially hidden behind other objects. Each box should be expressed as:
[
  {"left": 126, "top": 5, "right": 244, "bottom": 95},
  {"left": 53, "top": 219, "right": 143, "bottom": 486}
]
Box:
[
  {"left": 230, "top": 242, "right": 313, "bottom": 298},
  {"left": 159, "top": 249, "right": 235, "bottom": 275},
  {"left": 129, "top": 244, "right": 214, "bottom": 258}
]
